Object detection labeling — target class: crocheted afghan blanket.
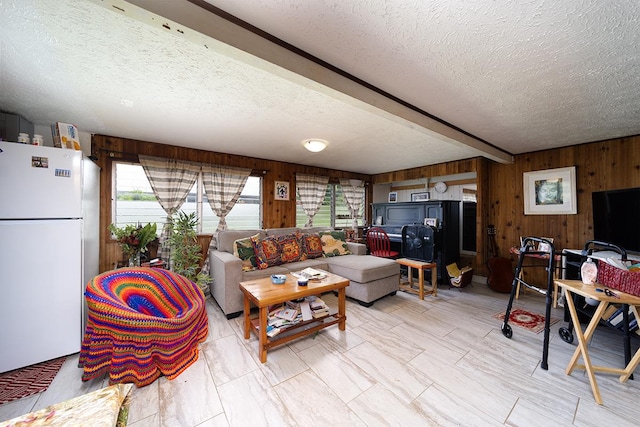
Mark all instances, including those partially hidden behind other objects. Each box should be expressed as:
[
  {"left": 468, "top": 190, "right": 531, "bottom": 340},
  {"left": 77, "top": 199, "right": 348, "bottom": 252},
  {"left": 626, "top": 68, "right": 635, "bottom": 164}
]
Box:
[{"left": 79, "top": 268, "right": 208, "bottom": 387}]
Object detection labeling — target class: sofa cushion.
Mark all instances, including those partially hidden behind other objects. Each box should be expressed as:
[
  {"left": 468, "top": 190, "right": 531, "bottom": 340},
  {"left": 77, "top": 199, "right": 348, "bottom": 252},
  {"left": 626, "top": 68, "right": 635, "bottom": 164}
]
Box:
[
  {"left": 283, "top": 258, "right": 330, "bottom": 272},
  {"left": 218, "top": 229, "right": 265, "bottom": 253},
  {"left": 300, "top": 226, "right": 333, "bottom": 235},
  {"left": 242, "top": 265, "right": 289, "bottom": 280},
  {"left": 327, "top": 255, "right": 399, "bottom": 283},
  {"left": 298, "top": 232, "right": 324, "bottom": 259},
  {"left": 251, "top": 235, "right": 284, "bottom": 269},
  {"left": 233, "top": 233, "right": 260, "bottom": 272},
  {"left": 265, "top": 227, "right": 299, "bottom": 237},
  {"left": 319, "top": 230, "right": 351, "bottom": 257},
  {"left": 277, "top": 233, "right": 304, "bottom": 263}
]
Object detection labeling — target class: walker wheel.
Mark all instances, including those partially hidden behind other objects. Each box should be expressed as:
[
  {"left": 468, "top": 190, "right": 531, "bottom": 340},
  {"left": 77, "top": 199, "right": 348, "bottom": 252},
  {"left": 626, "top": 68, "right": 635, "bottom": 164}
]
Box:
[
  {"left": 502, "top": 324, "right": 513, "bottom": 338},
  {"left": 559, "top": 327, "right": 574, "bottom": 343}
]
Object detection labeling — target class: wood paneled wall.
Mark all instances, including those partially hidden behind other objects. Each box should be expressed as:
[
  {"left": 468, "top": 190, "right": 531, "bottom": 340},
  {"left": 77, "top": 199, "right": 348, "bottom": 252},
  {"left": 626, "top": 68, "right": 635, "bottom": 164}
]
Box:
[
  {"left": 487, "top": 136, "right": 640, "bottom": 281},
  {"left": 93, "top": 134, "right": 370, "bottom": 273},
  {"left": 93, "top": 133, "right": 640, "bottom": 279},
  {"left": 370, "top": 136, "right": 640, "bottom": 280}
]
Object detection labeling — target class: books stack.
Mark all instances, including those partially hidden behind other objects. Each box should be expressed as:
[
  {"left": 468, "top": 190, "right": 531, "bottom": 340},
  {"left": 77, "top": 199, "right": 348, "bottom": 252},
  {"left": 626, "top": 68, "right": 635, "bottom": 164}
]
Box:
[
  {"left": 265, "top": 296, "right": 331, "bottom": 337},
  {"left": 266, "top": 301, "right": 302, "bottom": 337},
  {"left": 309, "top": 297, "right": 330, "bottom": 318}
]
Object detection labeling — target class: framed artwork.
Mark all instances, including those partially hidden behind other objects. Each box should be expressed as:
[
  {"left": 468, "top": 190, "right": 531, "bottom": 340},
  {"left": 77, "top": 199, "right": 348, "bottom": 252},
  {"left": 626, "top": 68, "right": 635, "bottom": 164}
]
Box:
[
  {"left": 411, "top": 191, "right": 430, "bottom": 202},
  {"left": 424, "top": 217, "right": 438, "bottom": 227},
  {"left": 274, "top": 181, "right": 290, "bottom": 201},
  {"left": 537, "top": 237, "right": 554, "bottom": 253},
  {"left": 523, "top": 166, "right": 577, "bottom": 215},
  {"left": 388, "top": 192, "right": 398, "bottom": 203}
]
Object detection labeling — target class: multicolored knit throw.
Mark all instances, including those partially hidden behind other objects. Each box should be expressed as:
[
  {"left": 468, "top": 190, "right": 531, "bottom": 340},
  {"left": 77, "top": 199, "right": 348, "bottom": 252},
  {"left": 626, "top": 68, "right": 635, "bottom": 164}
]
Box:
[{"left": 79, "top": 267, "right": 208, "bottom": 387}]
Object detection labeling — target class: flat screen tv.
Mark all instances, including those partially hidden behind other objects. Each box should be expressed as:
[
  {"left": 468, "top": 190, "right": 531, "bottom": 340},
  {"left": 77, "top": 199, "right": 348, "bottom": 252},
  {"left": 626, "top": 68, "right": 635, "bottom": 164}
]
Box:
[{"left": 592, "top": 187, "right": 640, "bottom": 254}]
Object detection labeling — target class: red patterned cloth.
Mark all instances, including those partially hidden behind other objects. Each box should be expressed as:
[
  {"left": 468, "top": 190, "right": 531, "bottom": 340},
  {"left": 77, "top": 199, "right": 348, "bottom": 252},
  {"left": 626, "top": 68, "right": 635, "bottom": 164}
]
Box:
[{"left": 79, "top": 268, "right": 208, "bottom": 387}]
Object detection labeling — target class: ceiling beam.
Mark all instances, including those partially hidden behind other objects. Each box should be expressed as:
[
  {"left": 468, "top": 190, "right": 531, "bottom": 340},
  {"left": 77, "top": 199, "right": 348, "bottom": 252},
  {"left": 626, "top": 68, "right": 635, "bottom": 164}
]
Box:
[{"left": 121, "top": 0, "right": 513, "bottom": 164}]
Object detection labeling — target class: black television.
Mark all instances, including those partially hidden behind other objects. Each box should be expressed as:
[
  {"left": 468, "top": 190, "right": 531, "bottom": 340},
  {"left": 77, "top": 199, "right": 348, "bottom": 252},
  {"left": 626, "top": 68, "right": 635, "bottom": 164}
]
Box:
[{"left": 592, "top": 187, "right": 640, "bottom": 255}]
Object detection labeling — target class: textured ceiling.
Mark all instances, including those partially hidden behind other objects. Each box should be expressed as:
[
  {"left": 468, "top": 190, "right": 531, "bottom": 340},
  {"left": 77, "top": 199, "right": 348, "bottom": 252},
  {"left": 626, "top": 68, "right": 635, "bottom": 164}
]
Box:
[
  {"left": 200, "top": 0, "right": 640, "bottom": 153},
  {"left": 1, "top": 0, "right": 639, "bottom": 175}
]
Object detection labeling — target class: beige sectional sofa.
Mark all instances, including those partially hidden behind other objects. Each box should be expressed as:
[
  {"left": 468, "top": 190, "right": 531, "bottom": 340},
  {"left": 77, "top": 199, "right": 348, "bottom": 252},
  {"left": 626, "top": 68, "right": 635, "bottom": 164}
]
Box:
[{"left": 209, "top": 227, "right": 400, "bottom": 318}]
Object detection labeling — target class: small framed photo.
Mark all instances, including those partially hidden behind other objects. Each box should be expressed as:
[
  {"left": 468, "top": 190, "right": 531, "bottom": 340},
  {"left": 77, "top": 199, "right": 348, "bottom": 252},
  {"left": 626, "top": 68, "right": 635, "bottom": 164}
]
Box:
[
  {"left": 275, "top": 181, "right": 290, "bottom": 201},
  {"left": 537, "top": 237, "right": 554, "bottom": 253},
  {"left": 411, "top": 192, "right": 430, "bottom": 202},
  {"left": 523, "top": 166, "right": 577, "bottom": 215},
  {"left": 424, "top": 217, "right": 438, "bottom": 227},
  {"left": 388, "top": 192, "right": 398, "bottom": 203}
]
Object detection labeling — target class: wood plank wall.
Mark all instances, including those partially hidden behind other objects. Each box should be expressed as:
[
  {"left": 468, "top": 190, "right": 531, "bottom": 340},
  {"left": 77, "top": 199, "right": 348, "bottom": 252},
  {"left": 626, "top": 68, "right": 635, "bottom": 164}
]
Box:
[
  {"left": 93, "top": 134, "right": 370, "bottom": 273},
  {"left": 94, "top": 133, "right": 639, "bottom": 282},
  {"left": 370, "top": 136, "right": 640, "bottom": 282},
  {"left": 486, "top": 136, "right": 640, "bottom": 284}
]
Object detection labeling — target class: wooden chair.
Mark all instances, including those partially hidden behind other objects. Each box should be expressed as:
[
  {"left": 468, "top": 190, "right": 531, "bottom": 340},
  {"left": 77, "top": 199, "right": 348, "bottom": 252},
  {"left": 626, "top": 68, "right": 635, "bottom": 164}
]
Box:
[{"left": 366, "top": 227, "right": 400, "bottom": 258}]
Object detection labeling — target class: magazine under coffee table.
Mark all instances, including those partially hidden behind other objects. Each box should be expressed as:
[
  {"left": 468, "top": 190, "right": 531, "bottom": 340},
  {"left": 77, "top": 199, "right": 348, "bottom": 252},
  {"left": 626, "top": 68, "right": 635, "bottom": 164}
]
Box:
[{"left": 239, "top": 271, "right": 349, "bottom": 363}]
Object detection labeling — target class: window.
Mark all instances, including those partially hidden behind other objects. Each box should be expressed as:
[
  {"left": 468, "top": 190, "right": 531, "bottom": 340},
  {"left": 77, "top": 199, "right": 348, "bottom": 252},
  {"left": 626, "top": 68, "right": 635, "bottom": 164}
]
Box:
[
  {"left": 201, "top": 177, "right": 261, "bottom": 231},
  {"left": 112, "top": 162, "right": 261, "bottom": 232},
  {"left": 296, "top": 183, "right": 363, "bottom": 228}
]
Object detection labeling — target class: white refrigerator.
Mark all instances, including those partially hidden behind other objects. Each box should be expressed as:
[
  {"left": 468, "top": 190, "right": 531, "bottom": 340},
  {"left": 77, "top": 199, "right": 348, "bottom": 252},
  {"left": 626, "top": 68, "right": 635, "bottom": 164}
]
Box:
[{"left": 0, "top": 141, "right": 99, "bottom": 373}]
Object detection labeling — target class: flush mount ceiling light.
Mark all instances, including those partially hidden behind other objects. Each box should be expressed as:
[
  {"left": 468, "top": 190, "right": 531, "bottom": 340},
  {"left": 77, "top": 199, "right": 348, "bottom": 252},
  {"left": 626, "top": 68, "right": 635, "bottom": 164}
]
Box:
[{"left": 303, "top": 139, "right": 327, "bottom": 152}]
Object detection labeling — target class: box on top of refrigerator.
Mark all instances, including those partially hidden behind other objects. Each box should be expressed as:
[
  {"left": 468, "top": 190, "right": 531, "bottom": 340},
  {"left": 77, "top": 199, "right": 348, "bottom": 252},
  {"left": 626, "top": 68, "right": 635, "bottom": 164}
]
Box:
[{"left": 52, "top": 122, "right": 81, "bottom": 150}]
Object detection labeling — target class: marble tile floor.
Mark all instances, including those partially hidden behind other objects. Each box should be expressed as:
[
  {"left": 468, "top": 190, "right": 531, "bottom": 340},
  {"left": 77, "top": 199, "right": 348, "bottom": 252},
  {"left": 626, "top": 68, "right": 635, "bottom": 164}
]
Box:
[{"left": 2, "top": 281, "right": 640, "bottom": 426}]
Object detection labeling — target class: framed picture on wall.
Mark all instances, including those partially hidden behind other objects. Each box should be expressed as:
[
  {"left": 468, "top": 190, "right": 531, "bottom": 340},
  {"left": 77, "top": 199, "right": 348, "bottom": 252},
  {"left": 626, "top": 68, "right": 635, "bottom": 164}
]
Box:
[
  {"left": 424, "top": 217, "right": 438, "bottom": 227},
  {"left": 523, "top": 166, "right": 577, "bottom": 215},
  {"left": 388, "top": 192, "right": 398, "bottom": 203},
  {"left": 411, "top": 191, "right": 430, "bottom": 202},
  {"left": 275, "top": 181, "right": 290, "bottom": 201}
]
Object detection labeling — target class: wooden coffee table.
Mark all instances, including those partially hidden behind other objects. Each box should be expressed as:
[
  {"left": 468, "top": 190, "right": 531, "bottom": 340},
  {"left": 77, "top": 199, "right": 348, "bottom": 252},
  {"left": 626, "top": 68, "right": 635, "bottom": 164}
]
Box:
[{"left": 239, "top": 271, "right": 349, "bottom": 363}]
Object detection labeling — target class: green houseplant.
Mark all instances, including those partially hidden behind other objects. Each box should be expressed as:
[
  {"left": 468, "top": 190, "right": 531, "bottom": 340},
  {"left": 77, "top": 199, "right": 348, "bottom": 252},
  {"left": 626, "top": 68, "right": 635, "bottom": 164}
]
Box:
[
  {"left": 168, "top": 211, "right": 210, "bottom": 293},
  {"left": 109, "top": 222, "right": 157, "bottom": 266}
]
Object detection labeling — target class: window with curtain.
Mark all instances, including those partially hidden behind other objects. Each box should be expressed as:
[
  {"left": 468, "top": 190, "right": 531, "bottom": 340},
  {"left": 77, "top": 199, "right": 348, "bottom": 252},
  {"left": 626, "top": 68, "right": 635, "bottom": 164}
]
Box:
[
  {"left": 112, "top": 162, "right": 261, "bottom": 231},
  {"left": 295, "top": 183, "right": 363, "bottom": 228}
]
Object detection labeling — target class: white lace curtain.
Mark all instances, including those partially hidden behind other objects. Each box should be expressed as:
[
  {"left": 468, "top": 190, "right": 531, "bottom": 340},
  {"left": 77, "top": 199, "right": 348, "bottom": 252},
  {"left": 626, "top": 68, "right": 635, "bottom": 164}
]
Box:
[
  {"left": 296, "top": 173, "right": 329, "bottom": 227},
  {"left": 339, "top": 178, "right": 365, "bottom": 229},
  {"left": 139, "top": 155, "right": 200, "bottom": 260}
]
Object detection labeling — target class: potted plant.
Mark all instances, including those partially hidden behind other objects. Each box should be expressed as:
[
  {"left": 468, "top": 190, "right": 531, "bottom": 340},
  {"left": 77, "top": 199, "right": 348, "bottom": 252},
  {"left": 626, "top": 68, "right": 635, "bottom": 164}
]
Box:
[
  {"left": 109, "top": 222, "right": 158, "bottom": 267},
  {"left": 168, "top": 211, "right": 210, "bottom": 293}
]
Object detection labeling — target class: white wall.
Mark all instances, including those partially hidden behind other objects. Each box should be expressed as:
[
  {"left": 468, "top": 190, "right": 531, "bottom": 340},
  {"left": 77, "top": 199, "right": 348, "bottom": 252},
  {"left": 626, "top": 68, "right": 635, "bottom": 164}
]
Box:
[{"left": 372, "top": 172, "right": 477, "bottom": 203}]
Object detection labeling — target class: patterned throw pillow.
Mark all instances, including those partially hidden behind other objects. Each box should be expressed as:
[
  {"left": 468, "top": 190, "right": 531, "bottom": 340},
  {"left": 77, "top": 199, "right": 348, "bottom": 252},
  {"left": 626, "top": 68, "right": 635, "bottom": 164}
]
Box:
[
  {"left": 277, "top": 233, "right": 303, "bottom": 263},
  {"left": 251, "top": 235, "right": 283, "bottom": 269},
  {"left": 319, "top": 231, "right": 351, "bottom": 257},
  {"left": 298, "top": 232, "right": 324, "bottom": 259},
  {"left": 233, "top": 233, "right": 260, "bottom": 272}
]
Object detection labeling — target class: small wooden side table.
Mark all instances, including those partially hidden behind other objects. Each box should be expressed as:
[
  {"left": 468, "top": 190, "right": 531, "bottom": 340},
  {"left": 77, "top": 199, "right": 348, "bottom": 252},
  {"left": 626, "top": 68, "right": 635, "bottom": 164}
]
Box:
[{"left": 396, "top": 258, "right": 438, "bottom": 299}]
